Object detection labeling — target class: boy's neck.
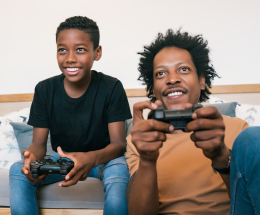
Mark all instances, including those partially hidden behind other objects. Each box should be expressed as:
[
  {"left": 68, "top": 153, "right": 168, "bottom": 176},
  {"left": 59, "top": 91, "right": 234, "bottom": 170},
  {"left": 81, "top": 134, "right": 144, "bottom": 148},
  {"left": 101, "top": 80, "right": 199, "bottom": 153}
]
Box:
[{"left": 63, "top": 72, "right": 92, "bottom": 99}]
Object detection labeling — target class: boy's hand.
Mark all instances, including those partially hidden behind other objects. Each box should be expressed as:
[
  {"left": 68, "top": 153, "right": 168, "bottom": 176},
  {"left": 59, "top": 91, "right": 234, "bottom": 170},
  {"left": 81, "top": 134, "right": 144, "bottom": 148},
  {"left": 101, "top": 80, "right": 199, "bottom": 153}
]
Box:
[
  {"left": 21, "top": 150, "right": 48, "bottom": 183},
  {"left": 131, "top": 100, "right": 174, "bottom": 163},
  {"left": 57, "top": 146, "right": 96, "bottom": 187},
  {"left": 185, "top": 104, "right": 230, "bottom": 166}
]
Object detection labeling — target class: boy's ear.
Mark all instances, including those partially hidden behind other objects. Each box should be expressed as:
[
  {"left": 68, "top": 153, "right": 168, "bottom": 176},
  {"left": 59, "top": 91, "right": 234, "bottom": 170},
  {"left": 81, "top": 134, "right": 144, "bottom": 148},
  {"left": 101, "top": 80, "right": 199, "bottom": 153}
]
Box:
[
  {"left": 199, "top": 74, "right": 205, "bottom": 90},
  {"left": 94, "top": 45, "right": 102, "bottom": 61}
]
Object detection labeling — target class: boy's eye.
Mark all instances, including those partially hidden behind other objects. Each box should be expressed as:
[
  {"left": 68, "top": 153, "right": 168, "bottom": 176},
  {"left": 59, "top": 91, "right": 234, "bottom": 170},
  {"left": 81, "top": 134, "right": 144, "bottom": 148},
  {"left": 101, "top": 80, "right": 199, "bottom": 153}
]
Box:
[
  {"left": 58, "top": 48, "right": 66, "bottom": 52},
  {"left": 77, "top": 48, "right": 86, "bottom": 52}
]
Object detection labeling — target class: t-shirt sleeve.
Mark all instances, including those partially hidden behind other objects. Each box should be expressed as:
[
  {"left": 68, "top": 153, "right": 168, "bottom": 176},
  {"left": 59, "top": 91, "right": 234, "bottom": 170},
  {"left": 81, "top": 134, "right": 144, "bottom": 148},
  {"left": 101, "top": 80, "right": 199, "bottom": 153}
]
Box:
[
  {"left": 27, "top": 83, "right": 49, "bottom": 128},
  {"left": 125, "top": 135, "right": 140, "bottom": 176},
  {"left": 106, "top": 81, "right": 132, "bottom": 123}
]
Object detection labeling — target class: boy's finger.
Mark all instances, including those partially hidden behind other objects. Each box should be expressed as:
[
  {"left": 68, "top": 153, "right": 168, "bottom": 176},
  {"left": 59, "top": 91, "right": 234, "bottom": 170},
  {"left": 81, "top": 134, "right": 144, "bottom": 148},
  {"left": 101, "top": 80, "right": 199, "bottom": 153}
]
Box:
[
  {"left": 59, "top": 172, "right": 81, "bottom": 187},
  {"left": 64, "top": 167, "right": 78, "bottom": 181},
  {"left": 22, "top": 150, "right": 30, "bottom": 158},
  {"left": 57, "top": 146, "right": 73, "bottom": 161},
  {"left": 133, "top": 101, "right": 158, "bottom": 124}
]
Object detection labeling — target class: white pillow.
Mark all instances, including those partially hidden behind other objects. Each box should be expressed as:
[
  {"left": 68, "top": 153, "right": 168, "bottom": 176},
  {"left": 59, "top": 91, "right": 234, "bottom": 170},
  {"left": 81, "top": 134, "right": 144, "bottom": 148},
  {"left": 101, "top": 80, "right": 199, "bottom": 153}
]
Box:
[{"left": 0, "top": 107, "right": 30, "bottom": 168}]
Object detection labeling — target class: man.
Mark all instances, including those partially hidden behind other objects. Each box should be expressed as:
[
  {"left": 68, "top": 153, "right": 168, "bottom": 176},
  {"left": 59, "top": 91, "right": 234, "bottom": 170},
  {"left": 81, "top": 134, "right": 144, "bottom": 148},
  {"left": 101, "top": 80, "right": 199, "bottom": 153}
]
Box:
[{"left": 125, "top": 29, "right": 248, "bottom": 215}]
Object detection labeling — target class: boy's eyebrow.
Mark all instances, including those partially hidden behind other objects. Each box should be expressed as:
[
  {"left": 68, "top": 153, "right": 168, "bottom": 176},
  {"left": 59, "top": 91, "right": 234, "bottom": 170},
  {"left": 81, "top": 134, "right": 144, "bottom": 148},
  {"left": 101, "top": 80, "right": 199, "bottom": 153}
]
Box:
[{"left": 57, "top": 43, "right": 89, "bottom": 47}]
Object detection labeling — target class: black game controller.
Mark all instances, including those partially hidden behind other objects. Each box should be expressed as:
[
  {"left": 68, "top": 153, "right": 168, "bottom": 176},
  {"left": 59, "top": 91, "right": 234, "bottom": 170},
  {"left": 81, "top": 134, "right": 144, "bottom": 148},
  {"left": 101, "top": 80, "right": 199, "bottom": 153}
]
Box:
[
  {"left": 148, "top": 104, "right": 203, "bottom": 131},
  {"left": 30, "top": 157, "right": 74, "bottom": 180}
]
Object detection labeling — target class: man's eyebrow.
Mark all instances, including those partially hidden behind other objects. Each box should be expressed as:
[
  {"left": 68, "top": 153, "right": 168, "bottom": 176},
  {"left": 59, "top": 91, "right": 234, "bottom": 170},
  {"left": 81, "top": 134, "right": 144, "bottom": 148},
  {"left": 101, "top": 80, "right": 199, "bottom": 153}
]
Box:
[{"left": 154, "top": 62, "right": 191, "bottom": 69}]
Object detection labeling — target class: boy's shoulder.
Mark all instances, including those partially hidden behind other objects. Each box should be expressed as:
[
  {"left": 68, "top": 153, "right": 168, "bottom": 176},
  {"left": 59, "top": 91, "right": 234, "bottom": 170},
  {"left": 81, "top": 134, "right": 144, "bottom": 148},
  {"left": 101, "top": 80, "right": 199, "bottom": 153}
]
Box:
[
  {"left": 93, "top": 70, "right": 119, "bottom": 84},
  {"left": 36, "top": 74, "right": 63, "bottom": 88}
]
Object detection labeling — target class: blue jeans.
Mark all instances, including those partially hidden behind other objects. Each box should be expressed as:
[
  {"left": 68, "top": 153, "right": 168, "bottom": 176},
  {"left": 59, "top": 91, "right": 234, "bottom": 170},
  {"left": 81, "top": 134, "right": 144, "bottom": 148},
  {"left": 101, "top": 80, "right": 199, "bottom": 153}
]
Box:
[
  {"left": 230, "top": 126, "right": 260, "bottom": 215},
  {"left": 9, "top": 154, "right": 130, "bottom": 215}
]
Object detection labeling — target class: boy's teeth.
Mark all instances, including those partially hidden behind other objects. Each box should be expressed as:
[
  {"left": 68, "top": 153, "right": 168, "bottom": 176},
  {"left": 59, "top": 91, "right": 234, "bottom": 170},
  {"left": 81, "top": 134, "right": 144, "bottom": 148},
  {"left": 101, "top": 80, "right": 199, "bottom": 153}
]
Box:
[
  {"left": 67, "top": 68, "right": 79, "bottom": 71},
  {"left": 167, "top": 91, "right": 183, "bottom": 96}
]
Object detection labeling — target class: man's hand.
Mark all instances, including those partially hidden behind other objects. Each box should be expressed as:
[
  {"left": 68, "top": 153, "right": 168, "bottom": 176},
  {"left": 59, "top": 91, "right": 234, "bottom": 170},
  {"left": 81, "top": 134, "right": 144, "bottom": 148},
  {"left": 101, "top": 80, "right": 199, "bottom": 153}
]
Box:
[
  {"left": 185, "top": 104, "right": 230, "bottom": 165},
  {"left": 21, "top": 150, "right": 48, "bottom": 183},
  {"left": 57, "top": 147, "right": 96, "bottom": 187},
  {"left": 131, "top": 100, "right": 174, "bottom": 163}
]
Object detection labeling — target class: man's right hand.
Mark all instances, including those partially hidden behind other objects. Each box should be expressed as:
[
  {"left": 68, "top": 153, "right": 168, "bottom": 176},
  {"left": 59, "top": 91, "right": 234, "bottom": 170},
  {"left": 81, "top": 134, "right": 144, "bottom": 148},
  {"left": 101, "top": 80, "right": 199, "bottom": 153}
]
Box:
[
  {"left": 131, "top": 100, "right": 174, "bottom": 162},
  {"left": 21, "top": 150, "right": 48, "bottom": 183}
]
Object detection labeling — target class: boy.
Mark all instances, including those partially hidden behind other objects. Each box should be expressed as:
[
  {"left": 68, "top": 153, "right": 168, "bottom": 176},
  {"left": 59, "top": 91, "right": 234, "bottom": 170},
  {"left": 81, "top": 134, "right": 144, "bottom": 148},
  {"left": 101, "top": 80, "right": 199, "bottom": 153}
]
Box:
[{"left": 9, "top": 16, "right": 132, "bottom": 215}]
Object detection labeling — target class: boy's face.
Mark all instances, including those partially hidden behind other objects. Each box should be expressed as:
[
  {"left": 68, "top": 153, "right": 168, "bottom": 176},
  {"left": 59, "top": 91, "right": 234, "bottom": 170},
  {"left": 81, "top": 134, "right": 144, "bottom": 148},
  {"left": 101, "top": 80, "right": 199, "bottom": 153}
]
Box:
[
  {"left": 153, "top": 47, "right": 205, "bottom": 110},
  {"left": 56, "top": 29, "right": 101, "bottom": 84}
]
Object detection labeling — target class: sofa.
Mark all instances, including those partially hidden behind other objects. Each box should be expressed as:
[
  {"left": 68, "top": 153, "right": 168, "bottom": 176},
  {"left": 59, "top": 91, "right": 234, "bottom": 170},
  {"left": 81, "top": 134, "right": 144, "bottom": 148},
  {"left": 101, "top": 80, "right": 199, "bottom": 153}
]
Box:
[{"left": 0, "top": 94, "right": 260, "bottom": 214}]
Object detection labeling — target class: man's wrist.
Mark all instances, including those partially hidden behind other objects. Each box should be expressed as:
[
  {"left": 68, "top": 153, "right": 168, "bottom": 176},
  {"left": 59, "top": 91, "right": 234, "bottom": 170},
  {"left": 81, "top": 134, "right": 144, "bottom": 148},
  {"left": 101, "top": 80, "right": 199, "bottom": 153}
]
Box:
[{"left": 211, "top": 146, "right": 231, "bottom": 169}]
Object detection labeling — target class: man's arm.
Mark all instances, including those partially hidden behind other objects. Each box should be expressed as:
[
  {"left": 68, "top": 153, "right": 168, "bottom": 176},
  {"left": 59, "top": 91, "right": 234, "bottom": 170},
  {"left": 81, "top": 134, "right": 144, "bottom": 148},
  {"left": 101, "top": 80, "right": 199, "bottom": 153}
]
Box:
[
  {"left": 127, "top": 101, "right": 173, "bottom": 215},
  {"left": 186, "top": 104, "right": 231, "bottom": 196}
]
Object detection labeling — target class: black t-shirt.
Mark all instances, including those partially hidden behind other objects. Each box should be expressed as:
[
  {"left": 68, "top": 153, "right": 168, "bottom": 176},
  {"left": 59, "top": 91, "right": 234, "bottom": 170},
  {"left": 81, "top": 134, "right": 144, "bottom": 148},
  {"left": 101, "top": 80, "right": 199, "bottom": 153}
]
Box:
[{"left": 28, "top": 70, "right": 132, "bottom": 152}]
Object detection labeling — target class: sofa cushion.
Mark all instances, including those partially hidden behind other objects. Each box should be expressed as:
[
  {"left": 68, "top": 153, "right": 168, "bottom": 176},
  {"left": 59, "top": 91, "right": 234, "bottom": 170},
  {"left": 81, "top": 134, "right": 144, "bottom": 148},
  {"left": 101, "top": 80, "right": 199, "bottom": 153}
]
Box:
[
  {"left": 204, "top": 102, "right": 238, "bottom": 118},
  {"left": 10, "top": 122, "right": 55, "bottom": 156},
  {"left": 0, "top": 169, "right": 105, "bottom": 208}
]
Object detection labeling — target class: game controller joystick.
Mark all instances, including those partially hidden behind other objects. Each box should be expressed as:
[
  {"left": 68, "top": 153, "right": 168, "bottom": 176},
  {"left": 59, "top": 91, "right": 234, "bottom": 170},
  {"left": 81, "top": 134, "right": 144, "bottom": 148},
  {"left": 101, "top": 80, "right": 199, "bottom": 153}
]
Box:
[
  {"left": 30, "top": 157, "right": 74, "bottom": 181},
  {"left": 148, "top": 104, "right": 203, "bottom": 131}
]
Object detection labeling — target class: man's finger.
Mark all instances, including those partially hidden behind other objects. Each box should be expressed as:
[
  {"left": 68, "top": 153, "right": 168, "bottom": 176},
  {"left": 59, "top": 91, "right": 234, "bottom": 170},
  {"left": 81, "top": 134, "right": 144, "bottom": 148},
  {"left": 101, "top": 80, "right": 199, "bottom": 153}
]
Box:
[
  {"left": 132, "top": 131, "right": 167, "bottom": 142},
  {"left": 190, "top": 129, "right": 224, "bottom": 142},
  {"left": 22, "top": 150, "right": 30, "bottom": 158},
  {"left": 57, "top": 146, "right": 74, "bottom": 161},
  {"left": 133, "top": 101, "right": 158, "bottom": 124},
  {"left": 186, "top": 118, "right": 224, "bottom": 132},
  {"left": 133, "top": 119, "right": 173, "bottom": 133},
  {"left": 193, "top": 106, "right": 222, "bottom": 120}
]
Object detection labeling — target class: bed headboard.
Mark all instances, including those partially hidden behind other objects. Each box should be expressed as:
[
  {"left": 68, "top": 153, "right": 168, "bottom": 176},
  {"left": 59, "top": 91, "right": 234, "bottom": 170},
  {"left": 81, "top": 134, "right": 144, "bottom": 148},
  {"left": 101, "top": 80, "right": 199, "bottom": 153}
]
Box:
[{"left": 1, "top": 84, "right": 260, "bottom": 116}]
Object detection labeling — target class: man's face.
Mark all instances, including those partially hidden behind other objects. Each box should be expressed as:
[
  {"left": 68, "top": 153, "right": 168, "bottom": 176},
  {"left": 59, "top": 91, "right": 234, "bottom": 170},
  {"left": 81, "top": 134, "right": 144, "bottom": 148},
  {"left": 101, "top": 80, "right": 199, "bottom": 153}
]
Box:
[
  {"left": 153, "top": 47, "right": 205, "bottom": 110},
  {"left": 56, "top": 29, "right": 101, "bottom": 84}
]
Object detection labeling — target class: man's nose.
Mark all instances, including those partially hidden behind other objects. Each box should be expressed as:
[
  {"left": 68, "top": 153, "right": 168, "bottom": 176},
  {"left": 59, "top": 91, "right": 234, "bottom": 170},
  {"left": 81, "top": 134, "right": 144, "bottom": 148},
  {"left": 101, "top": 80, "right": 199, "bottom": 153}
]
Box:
[
  {"left": 66, "top": 51, "right": 77, "bottom": 63},
  {"left": 166, "top": 71, "right": 181, "bottom": 85}
]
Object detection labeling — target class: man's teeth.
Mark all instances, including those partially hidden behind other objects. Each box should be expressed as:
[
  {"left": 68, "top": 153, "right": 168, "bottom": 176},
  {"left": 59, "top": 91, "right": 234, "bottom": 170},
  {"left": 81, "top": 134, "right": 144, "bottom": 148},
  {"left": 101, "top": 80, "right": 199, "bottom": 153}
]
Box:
[
  {"left": 66, "top": 68, "right": 80, "bottom": 71},
  {"left": 167, "top": 91, "right": 183, "bottom": 96}
]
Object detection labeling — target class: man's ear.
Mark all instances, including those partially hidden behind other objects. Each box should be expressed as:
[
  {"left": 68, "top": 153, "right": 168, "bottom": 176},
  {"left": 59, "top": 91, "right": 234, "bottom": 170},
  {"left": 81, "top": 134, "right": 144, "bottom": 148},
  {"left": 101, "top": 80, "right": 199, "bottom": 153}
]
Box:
[
  {"left": 94, "top": 45, "right": 102, "bottom": 61},
  {"left": 199, "top": 74, "right": 205, "bottom": 90}
]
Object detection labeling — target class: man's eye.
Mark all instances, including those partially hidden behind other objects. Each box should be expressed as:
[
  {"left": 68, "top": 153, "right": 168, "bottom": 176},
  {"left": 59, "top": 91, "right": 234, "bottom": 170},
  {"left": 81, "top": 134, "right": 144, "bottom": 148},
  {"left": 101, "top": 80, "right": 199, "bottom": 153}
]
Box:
[
  {"left": 180, "top": 67, "right": 190, "bottom": 72},
  {"left": 157, "top": 71, "right": 166, "bottom": 77}
]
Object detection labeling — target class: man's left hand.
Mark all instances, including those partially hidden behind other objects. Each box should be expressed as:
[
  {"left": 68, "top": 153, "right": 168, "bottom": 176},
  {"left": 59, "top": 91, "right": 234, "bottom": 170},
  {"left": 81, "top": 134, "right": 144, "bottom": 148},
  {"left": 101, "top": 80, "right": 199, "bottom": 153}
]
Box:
[
  {"left": 57, "top": 146, "right": 96, "bottom": 187},
  {"left": 185, "top": 104, "right": 230, "bottom": 164}
]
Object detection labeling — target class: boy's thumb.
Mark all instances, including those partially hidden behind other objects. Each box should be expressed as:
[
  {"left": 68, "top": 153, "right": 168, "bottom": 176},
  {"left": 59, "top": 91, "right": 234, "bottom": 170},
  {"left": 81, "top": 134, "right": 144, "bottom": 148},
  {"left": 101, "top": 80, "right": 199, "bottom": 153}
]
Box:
[{"left": 22, "top": 150, "right": 30, "bottom": 158}]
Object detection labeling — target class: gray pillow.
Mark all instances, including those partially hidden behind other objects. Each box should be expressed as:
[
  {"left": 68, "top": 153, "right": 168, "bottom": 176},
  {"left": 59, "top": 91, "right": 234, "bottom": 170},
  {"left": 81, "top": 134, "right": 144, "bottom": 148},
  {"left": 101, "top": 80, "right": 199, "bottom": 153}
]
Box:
[
  {"left": 10, "top": 122, "right": 55, "bottom": 156},
  {"left": 204, "top": 102, "right": 237, "bottom": 117}
]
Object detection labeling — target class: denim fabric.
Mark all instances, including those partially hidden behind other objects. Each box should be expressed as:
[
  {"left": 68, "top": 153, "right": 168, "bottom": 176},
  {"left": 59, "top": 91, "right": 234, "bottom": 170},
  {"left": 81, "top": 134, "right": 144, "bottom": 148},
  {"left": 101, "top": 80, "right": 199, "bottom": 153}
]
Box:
[
  {"left": 9, "top": 154, "right": 129, "bottom": 215},
  {"left": 230, "top": 126, "right": 260, "bottom": 215}
]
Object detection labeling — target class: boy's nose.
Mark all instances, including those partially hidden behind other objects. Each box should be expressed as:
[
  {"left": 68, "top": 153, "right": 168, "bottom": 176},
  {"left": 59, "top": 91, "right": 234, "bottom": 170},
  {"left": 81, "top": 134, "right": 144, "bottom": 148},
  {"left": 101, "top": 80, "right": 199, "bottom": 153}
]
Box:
[{"left": 66, "top": 51, "right": 77, "bottom": 63}]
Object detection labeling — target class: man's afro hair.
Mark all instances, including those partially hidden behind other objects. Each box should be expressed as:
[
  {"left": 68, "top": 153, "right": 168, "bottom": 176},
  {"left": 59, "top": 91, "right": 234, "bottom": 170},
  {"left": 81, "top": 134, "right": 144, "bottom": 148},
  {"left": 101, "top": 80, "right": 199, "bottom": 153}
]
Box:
[
  {"left": 138, "top": 29, "right": 219, "bottom": 103},
  {"left": 56, "top": 16, "right": 99, "bottom": 49}
]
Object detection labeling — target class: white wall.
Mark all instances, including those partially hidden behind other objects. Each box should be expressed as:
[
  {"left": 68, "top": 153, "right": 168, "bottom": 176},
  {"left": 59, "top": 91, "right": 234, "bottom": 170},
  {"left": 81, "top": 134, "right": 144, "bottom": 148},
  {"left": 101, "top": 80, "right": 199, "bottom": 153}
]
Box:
[{"left": 1, "top": 0, "right": 260, "bottom": 95}]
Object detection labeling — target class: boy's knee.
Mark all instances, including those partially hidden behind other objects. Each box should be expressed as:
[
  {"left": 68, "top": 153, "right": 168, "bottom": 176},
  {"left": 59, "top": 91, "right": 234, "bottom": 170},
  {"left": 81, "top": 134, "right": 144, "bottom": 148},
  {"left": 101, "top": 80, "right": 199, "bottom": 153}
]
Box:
[{"left": 9, "top": 161, "right": 24, "bottom": 177}]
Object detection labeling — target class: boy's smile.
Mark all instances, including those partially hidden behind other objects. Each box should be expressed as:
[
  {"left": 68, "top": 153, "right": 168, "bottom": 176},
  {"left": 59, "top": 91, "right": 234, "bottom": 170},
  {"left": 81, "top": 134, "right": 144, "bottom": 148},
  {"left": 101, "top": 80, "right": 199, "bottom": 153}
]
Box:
[
  {"left": 56, "top": 29, "right": 101, "bottom": 87},
  {"left": 153, "top": 47, "right": 205, "bottom": 110}
]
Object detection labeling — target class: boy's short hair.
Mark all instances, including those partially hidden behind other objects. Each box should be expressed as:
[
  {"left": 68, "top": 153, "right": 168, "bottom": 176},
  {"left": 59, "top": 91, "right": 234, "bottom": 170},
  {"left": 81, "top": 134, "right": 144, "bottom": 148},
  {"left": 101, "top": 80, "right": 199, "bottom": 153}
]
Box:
[
  {"left": 56, "top": 16, "right": 100, "bottom": 50},
  {"left": 138, "top": 29, "right": 219, "bottom": 103}
]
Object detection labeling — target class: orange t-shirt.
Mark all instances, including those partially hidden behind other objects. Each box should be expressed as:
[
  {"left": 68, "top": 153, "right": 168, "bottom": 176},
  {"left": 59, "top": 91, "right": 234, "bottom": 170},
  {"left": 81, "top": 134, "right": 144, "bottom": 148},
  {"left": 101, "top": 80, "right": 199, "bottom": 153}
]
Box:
[{"left": 125, "top": 116, "right": 248, "bottom": 215}]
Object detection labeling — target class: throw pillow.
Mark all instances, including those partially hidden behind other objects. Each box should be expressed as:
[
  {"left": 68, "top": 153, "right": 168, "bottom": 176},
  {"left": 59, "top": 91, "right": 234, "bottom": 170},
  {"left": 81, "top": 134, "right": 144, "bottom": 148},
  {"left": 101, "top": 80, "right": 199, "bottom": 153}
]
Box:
[{"left": 10, "top": 122, "right": 55, "bottom": 156}]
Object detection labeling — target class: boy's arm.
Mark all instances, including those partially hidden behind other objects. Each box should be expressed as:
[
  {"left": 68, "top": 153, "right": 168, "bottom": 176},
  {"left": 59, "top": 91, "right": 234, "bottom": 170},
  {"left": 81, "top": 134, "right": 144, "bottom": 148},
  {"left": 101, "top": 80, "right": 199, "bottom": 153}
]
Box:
[
  {"left": 21, "top": 127, "right": 49, "bottom": 183},
  {"left": 91, "top": 120, "right": 126, "bottom": 165},
  {"left": 58, "top": 121, "right": 127, "bottom": 187}
]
